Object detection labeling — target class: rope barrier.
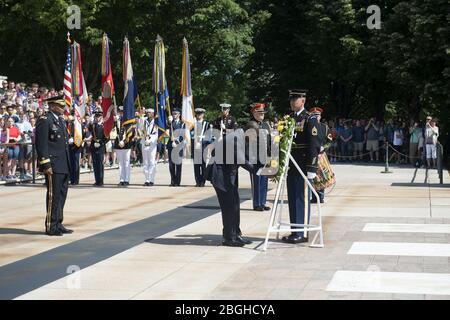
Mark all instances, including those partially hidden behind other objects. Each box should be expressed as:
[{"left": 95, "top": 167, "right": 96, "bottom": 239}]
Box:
[{"left": 326, "top": 144, "right": 384, "bottom": 159}]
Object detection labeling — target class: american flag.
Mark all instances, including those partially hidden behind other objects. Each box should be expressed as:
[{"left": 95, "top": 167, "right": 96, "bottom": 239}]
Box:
[{"left": 63, "top": 35, "right": 72, "bottom": 114}]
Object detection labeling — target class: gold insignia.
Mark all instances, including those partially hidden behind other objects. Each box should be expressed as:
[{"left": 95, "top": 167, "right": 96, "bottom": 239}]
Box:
[{"left": 312, "top": 127, "right": 318, "bottom": 136}]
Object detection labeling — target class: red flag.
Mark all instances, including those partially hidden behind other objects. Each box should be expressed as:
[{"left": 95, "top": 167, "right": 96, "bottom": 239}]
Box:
[{"left": 101, "top": 34, "right": 115, "bottom": 137}]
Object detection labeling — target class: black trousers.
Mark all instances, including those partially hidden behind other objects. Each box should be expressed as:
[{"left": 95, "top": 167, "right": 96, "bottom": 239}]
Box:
[
  {"left": 168, "top": 145, "right": 182, "bottom": 185},
  {"left": 214, "top": 184, "right": 242, "bottom": 240},
  {"left": 45, "top": 173, "right": 69, "bottom": 233},
  {"left": 92, "top": 152, "right": 104, "bottom": 185},
  {"left": 69, "top": 149, "right": 81, "bottom": 184}
]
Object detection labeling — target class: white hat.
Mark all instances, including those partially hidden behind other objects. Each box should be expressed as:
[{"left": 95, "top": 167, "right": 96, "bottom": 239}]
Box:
[
  {"left": 146, "top": 108, "right": 155, "bottom": 113},
  {"left": 220, "top": 103, "right": 231, "bottom": 109}
]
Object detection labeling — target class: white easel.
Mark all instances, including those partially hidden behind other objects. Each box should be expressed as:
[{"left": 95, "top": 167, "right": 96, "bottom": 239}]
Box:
[{"left": 263, "top": 127, "right": 324, "bottom": 251}]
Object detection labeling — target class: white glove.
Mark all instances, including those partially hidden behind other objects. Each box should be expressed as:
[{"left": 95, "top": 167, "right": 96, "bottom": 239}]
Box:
[
  {"left": 172, "top": 142, "right": 177, "bottom": 148},
  {"left": 256, "top": 168, "right": 263, "bottom": 176},
  {"left": 320, "top": 146, "right": 324, "bottom": 153},
  {"left": 119, "top": 141, "right": 125, "bottom": 148},
  {"left": 94, "top": 142, "right": 100, "bottom": 148},
  {"left": 220, "top": 123, "right": 226, "bottom": 130},
  {"left": 307, "top": 172, "right": 317, "bottom": 180},
  {"left": 68, "top": 138, "right": 74, "bottom": 145},
  {"left": 168, "top": 116, "right": 173, "bottom": 122},
  {"left": 145, "top": 139, "right": 152, "bottom": 145}
]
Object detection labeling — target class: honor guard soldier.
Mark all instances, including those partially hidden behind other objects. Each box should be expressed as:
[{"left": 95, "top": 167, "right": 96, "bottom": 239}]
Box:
[
  {"left": 309, "top": 107, "right": 332, "bottom": 203},
  {"left": 192, "top": 108, "right": 210, "bottom": 187},
  {"left": 35, "top": 96, "right": 73, "bottom": 236},
  {"left": 245, "top": 103, "right": 272, "bottom": 211},
  {"left": 114, "top": 107, "right": 133, "bottom": 186},
  {"left": 167, "top": 108, "right": 186, "bottom": 186},
  {"left": 90, "top": 112, "right": 107, "bottom": 186},
  {"left": 67, "top": 113, "right": 82, "bottom": 185},
  {"left": 140, "top": 108, "right": 158, "bottom": 186},
  {"left": 283, "top": 89, "right": 321, "bottom": 244},
  {"left": 212, "top": 103, "right": 237, "bottom": 136}
]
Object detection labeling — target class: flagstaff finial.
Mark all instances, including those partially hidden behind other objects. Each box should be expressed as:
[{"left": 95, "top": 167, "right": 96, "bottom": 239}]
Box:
[
  {"left": 156, "top": 34, "right": 163, "bottom": 42},
  {"left": 183, "top": 37, "right": 188, "bottom": 44},
  {"left": 67, "top": 32, "right": 71, "bottom": 43}
]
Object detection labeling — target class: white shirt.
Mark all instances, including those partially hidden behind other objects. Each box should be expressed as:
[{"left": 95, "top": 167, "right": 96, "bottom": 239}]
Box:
[{"left": 295, "top": 108, "right": 305, "bottom": 117}]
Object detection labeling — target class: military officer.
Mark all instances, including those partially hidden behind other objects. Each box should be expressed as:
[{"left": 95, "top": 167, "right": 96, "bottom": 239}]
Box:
[
  {"left": 167, "top": 108, "right": 186, "bottom": 186},
  {"left": 245, "top": 103, "right": 272, "bottom": 211},
  {"left": 192, "top": 108, "right": 210, "bottom": 187},
  {"left": 35, "top": 96, "right": 73, "bottom": 236},
  {"left": 89, "top": 112, "right": 107, "bottom": 187},
  {"left": 140, "top": 108, "right": 158, "bottom": 186},
  {"left": 283, "top": 89, "right": 321, "bottom": 244},
  {"left": 309, "top": 107, "right": 332, "bottom": 203}
]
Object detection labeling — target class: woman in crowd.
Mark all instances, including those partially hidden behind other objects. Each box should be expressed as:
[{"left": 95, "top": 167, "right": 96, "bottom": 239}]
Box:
[
  {"left": 0, "top": 117, "right": 8, "bottom": 180},
  {"left": 5, "top": 116, "right": 22, "bottom": 180}
]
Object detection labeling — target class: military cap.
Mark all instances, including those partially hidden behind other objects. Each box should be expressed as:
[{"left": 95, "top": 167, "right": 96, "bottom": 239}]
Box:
[
  {"left": 145, "top": 108, "right": 155, "bottom": 113},
  {"left": 250, "top": 103, "right": 267, "bottom": 114},
  {"left": 172, "top": 108, "right": 181, "bottom": 114},
  {"left": 220, "top": 103, "right": 231, "bottom": 109},
  {"left": 94, "top": 111, "right": 103, "bottom": 117},
  {"left": 194, "top": 108, "right": 206, "bottom": 114},
  {"left": 309, "top": 107, "right": 323, "bottom": 115},
  {"left": 288, "top": 89, "right": 308, "bottom": 100},
  {"left": 118, "top": 106, "right": 124, "bottom": 111},
  {"left": 45, "top": 95, "right": 66, "bottom": 108}
]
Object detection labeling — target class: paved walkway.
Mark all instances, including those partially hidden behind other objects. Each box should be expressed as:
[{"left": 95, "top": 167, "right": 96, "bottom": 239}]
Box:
[{"left": 0, "top": 161, "right": 449, "bottom": 300}]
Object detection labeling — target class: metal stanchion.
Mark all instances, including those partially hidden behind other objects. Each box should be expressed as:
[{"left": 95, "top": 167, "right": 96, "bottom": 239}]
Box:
[
  {"left": 437, "top": 142, "right": 444, "bottom": 184},
  {"left": 381, "top": 141, "right": 393, "bottom": 174}
]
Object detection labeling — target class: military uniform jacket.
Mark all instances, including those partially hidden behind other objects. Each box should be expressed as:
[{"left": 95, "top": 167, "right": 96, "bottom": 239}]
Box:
[
  {"left": 35, "top": 113, "right": 71, "bottom": 174},
  {"left": 89, "top": 123, "right": 108, "bottom": 154},
  {"left": 67, "top": 120, "right": 85, "bottom": 152},
  {"left": 113, "top": 122, "right": 133, "bottom": 149},
  {"left": 168, "top": 120, "right": 186, "bottom": 146},
  {"left": 213, "top": 115, "right": 237, "bottom": 132},
  {"left": 193, "top": 120, "right": 211, "bottom": 147},
  {"left": 289, "top": 109, "right": 321, "bottom": 175},
  {"left": 244, "top": 118, "right": 271, "bottom": 166}
]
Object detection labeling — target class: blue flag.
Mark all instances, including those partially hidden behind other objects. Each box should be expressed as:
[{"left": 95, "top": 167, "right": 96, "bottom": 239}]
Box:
[{"left": 153, "top": 35, "right": 170, "bottom": 139}]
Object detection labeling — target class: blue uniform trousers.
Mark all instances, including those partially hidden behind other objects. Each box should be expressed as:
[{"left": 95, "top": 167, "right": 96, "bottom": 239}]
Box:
[
  {"left": 287, "top": 174, "right": 312, "bottom": 238},
  {"left": 69, "top": 148, "right": 81, "bottom": 184},
  {"left": 251, "top": 173, "right": 268, "bottom": 209}
]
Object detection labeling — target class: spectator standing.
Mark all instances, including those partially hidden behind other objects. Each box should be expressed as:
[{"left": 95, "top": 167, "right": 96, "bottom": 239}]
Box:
[
  {"left": 425, "top": 118, "right": 439, "bottom": 168},
  {"left": 352, "top": 120, "right": 365, "bottom": 161},
  {"left": 409, "top": 120, "right": 421, "bottom": 165},
  {"left": 339, "top": 121, "right": 353, "bottom": 162},
  {"left": 365, "top": 118, "right": 380, "bottom": 162},
  {"left": 391, "top": 123, "right": 405, "bottom": 164},
  {"left": 6, "top": 116, "right": 21, "bottom": 180},
  {"left": 0, "top": 117, "right": 8, "bottom": 180}
]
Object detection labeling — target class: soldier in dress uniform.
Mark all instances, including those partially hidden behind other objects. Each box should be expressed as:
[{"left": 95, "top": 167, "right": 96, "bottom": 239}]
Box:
[
  {"left": 35, "top": 96, "right": 73, "bottom": 236},
  {"left": 282, "top": 89, "right": 321, "bottom": 244},
  {"left": 167, "top": 108, "right": 186, "bottom": 186},
  {"left": 67, "top": 113, "right": 82, "bottom": 185},
  {"left": 245, "top": 103, "right": 272, "bottom": 211},
  {"left": 89, "top": 112, "right": 107, "bottom": 187},
  {"left": 114, "top": 107, "right": 133, "bottom": 186},
  {"left": 192, "top": 108, "right": 210, "bottom": 187},
  {"left": 140, "top": 108, "right": 158, "bottom": 186},
  {"left": 212, "top": 103, "right": 237, "bottom": 136},
  {"left": 309, "top": 107, "right": 333, "bottom": 203}
]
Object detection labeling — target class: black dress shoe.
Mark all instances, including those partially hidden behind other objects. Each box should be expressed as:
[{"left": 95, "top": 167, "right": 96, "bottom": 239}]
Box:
[
  {"left": 281, "top": 234, "right": 308, "bottom": 244},
  {"left": 118, "top": 182, "right": 124, "bottom": 186},
  {"left": 254, "top": 206, "right": 264, "bottom": 212},
  {"left": 46, "top": 230, "right": 63, "bottom": 236},
  {"left": 149, "top": 182, "right": 154, "bottom": 186},
  {"left": 144, "top": 182, "right": 150, "bottom": 187},
  {"left": 222, "top": 239, "right": 245, "bottom": 247},
  {"left": 124, "top": 182, "right": 130, "bottom": 186},
  {"left": 58, "top": 225, "right": 74, "bottom": 234},
  {"left": 263, "top": 206, "right": 271, "bottom": 211},
  {"left": 236, "top": 236, "right": 252, "bottom": 245}
]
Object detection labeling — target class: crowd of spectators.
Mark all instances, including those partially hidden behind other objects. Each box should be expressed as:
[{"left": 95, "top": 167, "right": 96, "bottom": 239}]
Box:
[{"left": 323, "top": 116, "right": 440, "bottom": 168}]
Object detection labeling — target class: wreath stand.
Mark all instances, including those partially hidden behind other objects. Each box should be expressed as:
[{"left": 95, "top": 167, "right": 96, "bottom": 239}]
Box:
[{"left": 262, "top": 130, "right": 324, "bottom": 251}]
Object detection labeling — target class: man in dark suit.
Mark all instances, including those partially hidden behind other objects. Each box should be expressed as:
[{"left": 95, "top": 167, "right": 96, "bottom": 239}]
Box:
[
  {"left": 167, "top": 108, "right": 186, "bottom": 186},
  {"left": 206, "top": 128, "right": 257, "bottom": 247},
  {"left": 90, "top": 112, "right": 107, "bottom": 186},
  {"left": 283, "top": 89, "right": 321, "bottom": 244},
  {"left": 35, "top": 96, "right": 73, "bottom": 236}
]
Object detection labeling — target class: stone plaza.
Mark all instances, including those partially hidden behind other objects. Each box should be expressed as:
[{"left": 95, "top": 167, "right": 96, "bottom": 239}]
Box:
[{"left": 0, "top": 162, "right": 449, "bottom": 300}]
